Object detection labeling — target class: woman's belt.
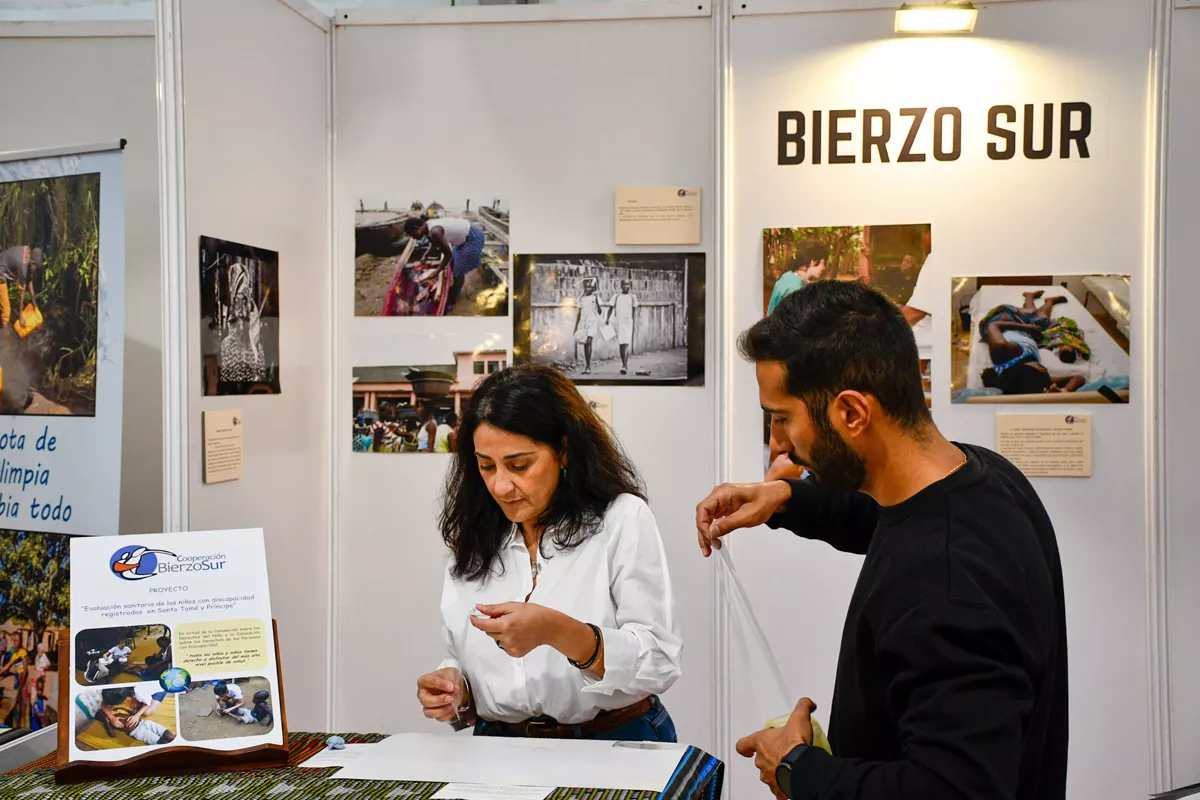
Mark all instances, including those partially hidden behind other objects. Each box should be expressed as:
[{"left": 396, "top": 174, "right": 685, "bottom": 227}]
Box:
[{"left": 487, "top": 696, "right": 656, "bottom": 739}]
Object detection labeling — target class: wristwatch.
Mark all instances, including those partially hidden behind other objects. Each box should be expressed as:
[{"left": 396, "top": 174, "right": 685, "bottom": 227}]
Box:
[{"left": 775, "top": 744, "right": 810, "bottom": 799}]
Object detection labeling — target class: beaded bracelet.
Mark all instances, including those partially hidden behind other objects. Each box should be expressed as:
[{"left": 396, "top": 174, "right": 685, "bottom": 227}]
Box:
[{"left": 568, "top": 623, "right": 603, "bottom": 671}]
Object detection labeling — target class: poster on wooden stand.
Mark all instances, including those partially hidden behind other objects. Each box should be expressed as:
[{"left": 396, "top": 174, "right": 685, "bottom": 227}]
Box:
[{"left": 55, "top": 530, "right": 288, "bottom": 784}]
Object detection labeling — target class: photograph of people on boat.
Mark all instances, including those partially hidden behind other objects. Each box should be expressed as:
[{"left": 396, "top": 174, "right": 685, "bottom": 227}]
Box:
[{"left": 354, "top": 197, "right": 510, "bottom": 317}]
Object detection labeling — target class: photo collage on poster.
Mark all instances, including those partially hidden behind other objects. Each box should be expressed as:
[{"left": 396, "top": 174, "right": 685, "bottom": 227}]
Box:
[
  {"left": 350, "top": 194, "right": 708, "bottom": 456},
  {"left": 0, "top": 530, "right": 70, "bottom": 732},
  {"left": 69, "top": 621, "right": 276, "bottom": 752}
]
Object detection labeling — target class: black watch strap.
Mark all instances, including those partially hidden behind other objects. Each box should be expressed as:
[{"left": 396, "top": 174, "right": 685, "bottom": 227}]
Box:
[{"left": 775, "top": 744, "right": 810, "bottom": 799}]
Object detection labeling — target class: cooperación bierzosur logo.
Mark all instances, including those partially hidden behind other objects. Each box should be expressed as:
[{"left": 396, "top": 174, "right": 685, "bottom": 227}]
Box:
[{"left": 109, "top": 545, "right": 177, "bottom": 581}]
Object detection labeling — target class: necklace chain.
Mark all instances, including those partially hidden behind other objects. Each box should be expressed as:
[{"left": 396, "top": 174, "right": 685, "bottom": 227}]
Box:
[{"left": 942, "top": 454, "right": 969, "bottom": 482}]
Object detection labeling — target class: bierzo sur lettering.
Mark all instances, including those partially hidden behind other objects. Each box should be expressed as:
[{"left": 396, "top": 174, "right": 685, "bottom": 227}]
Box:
[{"left": 777, "top": 102, "right": 1092, "bottom": 165}]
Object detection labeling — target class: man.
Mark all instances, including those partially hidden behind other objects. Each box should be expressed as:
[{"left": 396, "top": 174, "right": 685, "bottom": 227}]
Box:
[
  {"left": 214, "top": 681, "right": 247, "bottom": 718},
  {"left": 896, "top": 226, "right": 934, "bottom": 333},
  {"left": 137, "top": 635, "right": 173, "bottom": 681},
  {"left": 104, "top": 639, "right": 133, "bottom": 679},
  {"left": 126, "top": 683, "right": 168, "bottom": 729},
  {"left": 0, "top": 245, "right": 41, "bottom": 330},
  {"left": 767, "top": 241, "right": 829, "bottom": 316},
  {"left": 98, "top": 686, "right": 175, "bottom": 745},
  {"left": 696, "top": 281, "right": 1067, "bottom": 800}
]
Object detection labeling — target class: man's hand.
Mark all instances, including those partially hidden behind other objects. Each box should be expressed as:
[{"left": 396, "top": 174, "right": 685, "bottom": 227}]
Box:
[
  {"left": 695, "top": 481, "right": 792, "bottom": 557},
  {"left": 417, "top": 667, "right": 465, "bottom": 722},
  {"left": 471, "top": 603, "right": 559, "bottom": 658},
  {"left": 735, "top": 698, "right": 818, "bottom": 799}
]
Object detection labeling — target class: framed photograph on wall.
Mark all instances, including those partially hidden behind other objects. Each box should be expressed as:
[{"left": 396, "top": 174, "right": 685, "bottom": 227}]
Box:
[
  {"left": 354, "top": 197, "right": 510, "bottom": 318},
  {"left": 513, "top": 253, "right": 705, "bottom": 387},
  {"left": 762, "top": 224, "right": 933, "bottom": 473},
  {"left": 0, "top": 173, "right": 102, "bottom": 416},
  {"left": 951, "top": 274, "right": 1131, "bottom": 404},
  {"left": 199, "top": 236, "right": 281, "bottom": 397}
]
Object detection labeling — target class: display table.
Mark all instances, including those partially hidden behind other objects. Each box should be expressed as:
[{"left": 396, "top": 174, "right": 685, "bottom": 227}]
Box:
[{"left": 2, "top": 732, "right": 725, "bottom": 800}]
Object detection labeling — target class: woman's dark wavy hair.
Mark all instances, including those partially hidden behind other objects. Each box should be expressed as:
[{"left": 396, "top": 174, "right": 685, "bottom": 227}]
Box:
[{"left": 440, "top": 363, "right": 645, "bottom": 583}]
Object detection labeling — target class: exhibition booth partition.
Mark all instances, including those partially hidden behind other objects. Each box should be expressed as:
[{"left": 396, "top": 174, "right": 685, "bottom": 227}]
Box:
[{"left": 0, "top": 0, "right": 1197, "bottom": 797}]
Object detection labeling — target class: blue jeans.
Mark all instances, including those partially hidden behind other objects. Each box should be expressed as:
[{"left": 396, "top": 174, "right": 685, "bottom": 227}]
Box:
[{"left": 475, "top": 696, "right": 677, "bottom": 743}]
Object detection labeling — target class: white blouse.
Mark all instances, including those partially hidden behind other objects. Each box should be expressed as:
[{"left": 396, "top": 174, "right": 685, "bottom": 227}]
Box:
[{"left": 438, "top": 494, "right": 683, "bottom": 725}]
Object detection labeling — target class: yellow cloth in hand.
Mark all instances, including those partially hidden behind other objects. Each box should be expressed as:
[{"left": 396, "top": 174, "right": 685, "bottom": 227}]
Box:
[{"left": 766, "top": 713, "right": 832, "bottom": 755}]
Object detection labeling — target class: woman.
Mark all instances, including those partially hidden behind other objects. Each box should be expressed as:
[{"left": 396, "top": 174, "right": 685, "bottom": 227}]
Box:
[
  {"left": 0, "top": 640, "right": 30, "bottom": 728},
  {"left": 416, "top": 364, "right": 681, "bottom": 741},
  {"left": 218, "top": 262, "right": 269, "bottom": 387},
  {"left": 416, "top": 403, "right": 438, "bottom": 453},
  {"left": 403, "top": 216, "right": 487, "bottom": 311},
  {"left": 434, "top": 412, "right": 458, "bottom": 454},
  {"left": 573, "top": 279, "right": 602, "bottom": 376}
]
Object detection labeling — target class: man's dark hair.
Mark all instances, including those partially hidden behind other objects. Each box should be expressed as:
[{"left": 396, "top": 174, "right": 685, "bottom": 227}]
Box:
[
  {"left": 739, "top": 280, "right": 931, "bottom": 432},
  {"left": 440, "top": 363, "right": 645, "bottom": 583},
  {"left": 402, "top": 217, "right": 426, "bottom": 237},
  {"left": 788, "top": 242, "right": 813, "bottom": 273},
  {"left": 805, "top": 240, "right": 831, "bottom": 266},
  {"left": 101, "top": 687, "right": 131, "bottom": 705}
]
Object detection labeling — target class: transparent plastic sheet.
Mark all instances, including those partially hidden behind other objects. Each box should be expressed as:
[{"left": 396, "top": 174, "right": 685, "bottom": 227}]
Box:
[{"left": 715, "top": 547, "right": 832, "bottom": 753}]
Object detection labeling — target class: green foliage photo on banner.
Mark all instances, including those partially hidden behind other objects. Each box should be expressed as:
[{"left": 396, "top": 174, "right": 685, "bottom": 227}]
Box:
[
  {"left": 0, "top": 529, "right": 71, "bottom": 732},
  {"left": 0, "top": 173, "right": 101, "bottom": 416}
]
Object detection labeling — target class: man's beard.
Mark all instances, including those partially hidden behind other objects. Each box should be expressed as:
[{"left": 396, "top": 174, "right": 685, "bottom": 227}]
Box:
[{"left": 797, "top": 413, "right": 867, "bottom": 492}]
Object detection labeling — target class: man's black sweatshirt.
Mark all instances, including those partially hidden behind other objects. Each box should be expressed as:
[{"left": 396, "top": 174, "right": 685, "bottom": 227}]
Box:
[{"left": 769, "top": 443, "right": 1068, "bottom": 800}]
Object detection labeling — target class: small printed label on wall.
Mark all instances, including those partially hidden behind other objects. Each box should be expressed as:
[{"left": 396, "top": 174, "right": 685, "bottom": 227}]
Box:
[
  {"left": 203, "top": 409, "right": 244, "bottom": 484},
  {"left": 996, "top": 413, "right": 1092, "bottom": 478},
  {"left": 615, "top": 187, "right": 701, "bottom": 245}
]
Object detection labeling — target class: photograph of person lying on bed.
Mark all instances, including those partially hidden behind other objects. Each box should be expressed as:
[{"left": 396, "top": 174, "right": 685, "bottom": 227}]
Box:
[{"left": 952, "top": 275, "right": 1131, "bottom": 404}]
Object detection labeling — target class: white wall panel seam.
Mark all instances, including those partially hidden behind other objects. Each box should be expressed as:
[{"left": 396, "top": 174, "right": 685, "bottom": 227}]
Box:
[
  {"left": 713, "top": 0, "right": 735, "bottom": 785},
  {"left": 155, "top": 0, "right": 189, "bottom": 534},
  {"left": 326, "top": 21, "right": 340, "bottom": 732},
  {"left": 1145, "top": 0, "right": 1173, "bottom": 793},
  {"left": 333, "top": 1, "right": 710, "bottom": 27}
]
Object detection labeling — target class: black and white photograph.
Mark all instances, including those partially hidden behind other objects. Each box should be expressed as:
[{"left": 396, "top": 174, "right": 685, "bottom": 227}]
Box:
[
  {"left": 355, "top": 197, "right": 509, "bottom": 317},
  {"left": 199, "top": 236, "right": 281, "bottom": 396},
  {"left": 514, "top": 253, "right": 705, "bottom": 386}
]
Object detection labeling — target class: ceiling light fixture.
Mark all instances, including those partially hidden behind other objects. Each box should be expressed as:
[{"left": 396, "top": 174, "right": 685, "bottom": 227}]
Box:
[{"left": 895, "top": 2, "right": 978, "bottom": 35}]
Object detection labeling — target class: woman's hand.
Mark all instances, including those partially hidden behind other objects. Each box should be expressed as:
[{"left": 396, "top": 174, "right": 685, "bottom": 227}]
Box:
[
  {"left": 472, "top": 603, "right": 561, "bottom": 658},
  {"left": 417, "top": 667, "right": 465, "bottom": 722}
]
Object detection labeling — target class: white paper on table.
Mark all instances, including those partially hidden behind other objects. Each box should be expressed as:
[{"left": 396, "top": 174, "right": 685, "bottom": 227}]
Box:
[
  {"left": 431, "top": 784, "right": 554, "bottom": 800},
  {"left": 335, "top": 733, "right": 687, "bottom": 790},
  {"left": 297, "top": 744, "right": 379, "bottom": 770}
]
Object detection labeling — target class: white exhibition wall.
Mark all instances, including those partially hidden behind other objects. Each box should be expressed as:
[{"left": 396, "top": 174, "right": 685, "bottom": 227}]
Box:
[
  {"left": 729, "top": 1, "right": 1152, "bottom": 798},
  {"left": 0, "top": 29, "right": 163, "bottom": 535},
  {"left": 150, "top": 0, "right": 1200, "bottom": 794},
  {"left": 1164, "top": 5, "right": 1200, "bottom": 789},
  {"left": 333, "top": 14, "right": 717, "bottom": 747},
  {"left": 179, "top": 0, "right": 332, "bottom": 730}
]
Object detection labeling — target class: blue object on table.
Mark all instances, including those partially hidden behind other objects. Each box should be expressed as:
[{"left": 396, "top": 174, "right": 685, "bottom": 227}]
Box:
[{"left": 326, "top": 735, "right": 346, "bottom": 750}]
